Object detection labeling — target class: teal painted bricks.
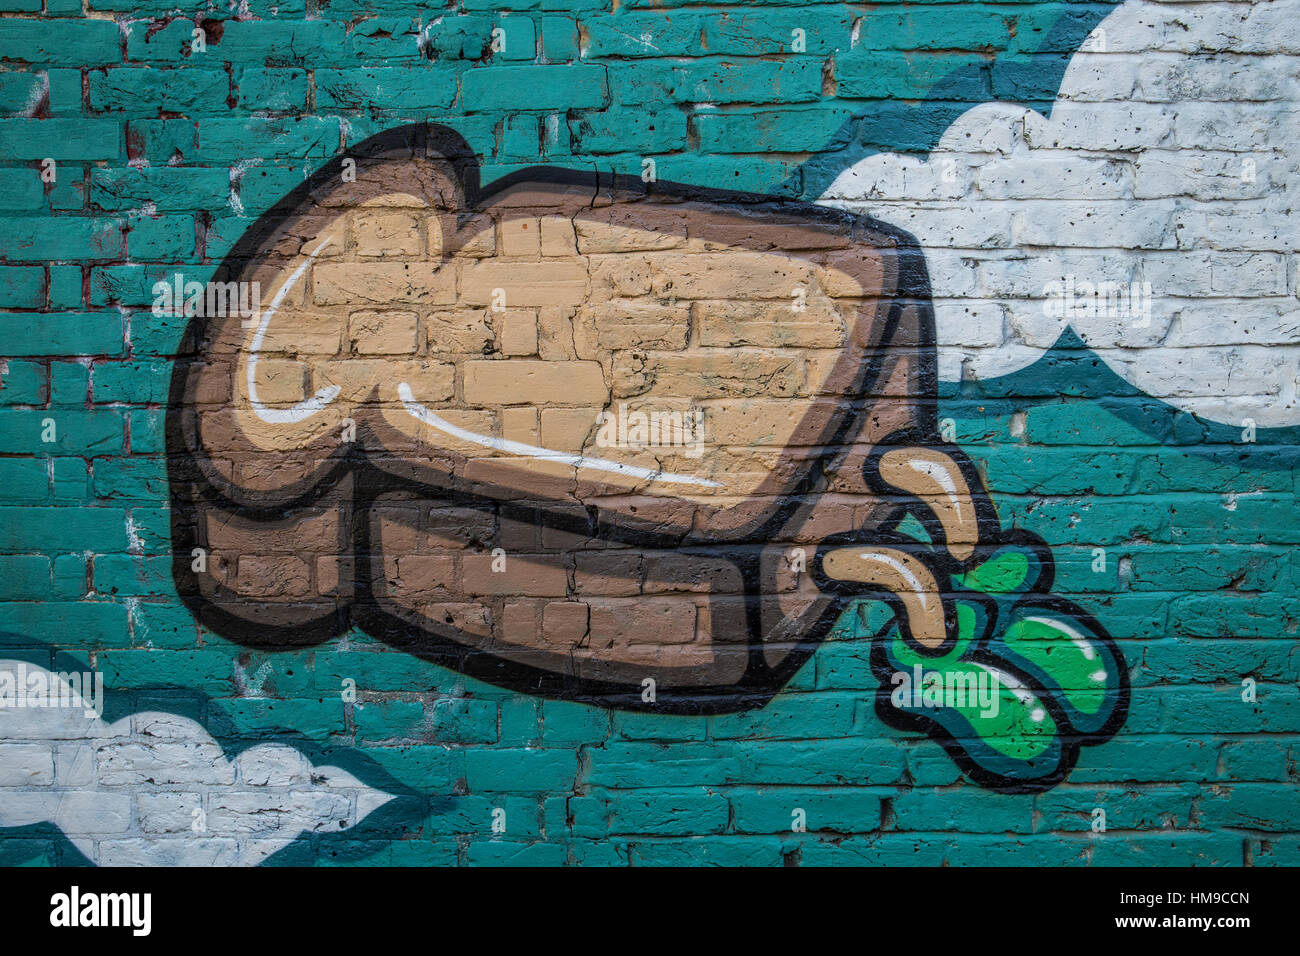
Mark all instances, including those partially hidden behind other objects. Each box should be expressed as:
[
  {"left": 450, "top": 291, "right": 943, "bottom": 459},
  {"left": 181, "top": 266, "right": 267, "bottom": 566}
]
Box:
[{"left": 0, "top": 0, "right": 1295, "bottom": 868}]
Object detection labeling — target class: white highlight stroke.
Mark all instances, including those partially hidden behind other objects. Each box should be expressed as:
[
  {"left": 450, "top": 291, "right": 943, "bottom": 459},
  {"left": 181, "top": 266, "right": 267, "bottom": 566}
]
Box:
[
  {"left": 398, "top": 383, "right": 721, "bottom": 487},
  {"left": 247, "top": 235, "right": 341, "bottom": 425}
]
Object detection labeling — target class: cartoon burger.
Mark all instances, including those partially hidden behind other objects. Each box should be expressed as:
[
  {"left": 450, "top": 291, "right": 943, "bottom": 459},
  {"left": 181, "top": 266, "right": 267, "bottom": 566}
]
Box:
[{"left": 169, "top": 124, "right": 1127, "bottom": 790}]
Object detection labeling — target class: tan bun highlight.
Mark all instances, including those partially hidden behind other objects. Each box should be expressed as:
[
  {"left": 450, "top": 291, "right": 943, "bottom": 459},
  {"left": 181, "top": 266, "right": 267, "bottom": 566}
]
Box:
[
  {"left": 820, "top": 545, "right": 947, "bottom": 649},
  {"left": 877, "top": 448, "right": 979, "bottom": 562}
]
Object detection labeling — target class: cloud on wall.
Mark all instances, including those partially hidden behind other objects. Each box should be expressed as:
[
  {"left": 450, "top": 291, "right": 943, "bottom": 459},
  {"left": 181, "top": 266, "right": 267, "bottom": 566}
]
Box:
[
  {"left": 0, "top": 660, "right": 395, "bottom": 866},
  {"left": 821, "top": 0, "right": 1299, "bottom": 428}
]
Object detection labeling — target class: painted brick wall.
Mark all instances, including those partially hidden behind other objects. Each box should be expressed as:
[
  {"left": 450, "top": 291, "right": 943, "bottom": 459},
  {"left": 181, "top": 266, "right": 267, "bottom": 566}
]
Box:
[{"left": 0, "top": 0, "right": 1296, "bottom": 866}]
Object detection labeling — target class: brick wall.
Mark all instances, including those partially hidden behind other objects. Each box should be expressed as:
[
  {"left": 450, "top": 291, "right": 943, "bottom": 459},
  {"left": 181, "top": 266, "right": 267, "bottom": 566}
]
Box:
[{"left": 0, "top": 0, "right": 1296, "bottom": 866}]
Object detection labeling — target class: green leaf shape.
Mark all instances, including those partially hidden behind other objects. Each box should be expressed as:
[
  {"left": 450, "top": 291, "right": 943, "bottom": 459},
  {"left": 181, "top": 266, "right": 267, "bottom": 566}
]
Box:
[
  {"left": 997, "top": 610, "right": 1116, "bottom": 726},
  {"left": 885, "top": 655, "right": 1059, "bottom": 763},
  {"left": 954, "top": 548, "right": 1030, "bottom": 594},
  {"left": 964, "top": 663, "right": 1059, "bottom": 761}
]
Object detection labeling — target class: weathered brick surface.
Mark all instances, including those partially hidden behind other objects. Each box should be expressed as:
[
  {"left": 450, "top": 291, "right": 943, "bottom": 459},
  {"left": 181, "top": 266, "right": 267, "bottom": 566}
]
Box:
[{"left": 0, "top": 0, "right": 1296, "bottom": 868}]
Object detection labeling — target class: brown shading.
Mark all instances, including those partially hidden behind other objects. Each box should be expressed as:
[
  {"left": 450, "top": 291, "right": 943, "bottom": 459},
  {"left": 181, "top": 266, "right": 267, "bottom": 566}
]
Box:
[{"left": 169, "top": 124, "right": 961, "bottom": 708}]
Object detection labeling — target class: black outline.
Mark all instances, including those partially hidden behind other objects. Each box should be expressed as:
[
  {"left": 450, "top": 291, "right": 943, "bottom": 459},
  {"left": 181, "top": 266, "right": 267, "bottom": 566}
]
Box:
[
  {"left": 862, "top": 530, "right": 1132, "bottom": 793},
  {"left": 165, "top": 122, "right": 1130, "bottom": 790}
]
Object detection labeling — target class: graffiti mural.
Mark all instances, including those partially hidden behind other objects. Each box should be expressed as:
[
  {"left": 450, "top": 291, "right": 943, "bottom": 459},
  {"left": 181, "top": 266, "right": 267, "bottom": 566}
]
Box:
[
  {"left": 0, "top": 650, "right": 415, "bottom": 866},
  {"left": 7, "top": 0, "right": 1300, "bottom": 868},
  {"left": 167, "top": 123, "right": 1128, "bottom": 791}
]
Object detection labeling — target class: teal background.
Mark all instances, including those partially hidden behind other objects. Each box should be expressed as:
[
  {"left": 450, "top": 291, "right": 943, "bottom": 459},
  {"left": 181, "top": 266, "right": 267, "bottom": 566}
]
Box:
[{"left": 1, "top": 0, "right": 1297, "bottom": 865}]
